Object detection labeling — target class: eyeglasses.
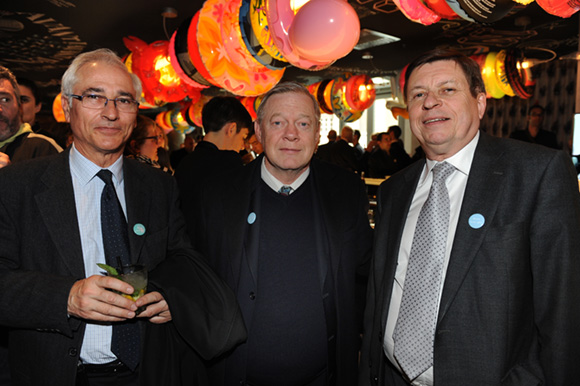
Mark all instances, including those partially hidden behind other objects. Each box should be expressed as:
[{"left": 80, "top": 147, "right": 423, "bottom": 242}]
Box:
[
  {"left": 139, "top": 135, "right": 162, "bottom": 144},
  {"left": 69, "top": 94, "right": 139, "bottom": 113}
]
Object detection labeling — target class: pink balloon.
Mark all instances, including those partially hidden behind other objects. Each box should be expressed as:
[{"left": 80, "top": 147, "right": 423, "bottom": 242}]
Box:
[{"left": 288, "top": 0, "right": 360, "bottom": 63}]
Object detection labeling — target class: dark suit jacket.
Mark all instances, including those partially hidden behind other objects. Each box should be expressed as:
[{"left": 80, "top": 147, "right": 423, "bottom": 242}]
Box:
[
  {"left": 0, "top": 150, "right": 246, "bottom": 386},
  {"left": 174, "top": 140, "right": 243, "bottom": 243},
  {"left": 194, "top": 156, "right": 373, "bottom": 386},
  {"left": 360, "top": 132, "right": 580, "bottom": 386},
  {"left": 326, "top": 139, "right": 360, "bottom": 172}
]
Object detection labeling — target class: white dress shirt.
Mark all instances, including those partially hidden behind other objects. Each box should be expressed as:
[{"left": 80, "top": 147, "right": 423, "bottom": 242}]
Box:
[
  {"left": 384, "top": 132, "right": 480, "bottom": 385},
  {"left": 69, "top": 144, "right": 127, "bottom": 364},
  {"left": 260, "top": 158, "right": 310, "bottom": 194}
]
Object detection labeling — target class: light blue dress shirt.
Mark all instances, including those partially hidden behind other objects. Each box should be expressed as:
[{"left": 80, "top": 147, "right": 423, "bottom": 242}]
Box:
[{"left": 69, "top": 144, "right": 127, "bottom": 364}]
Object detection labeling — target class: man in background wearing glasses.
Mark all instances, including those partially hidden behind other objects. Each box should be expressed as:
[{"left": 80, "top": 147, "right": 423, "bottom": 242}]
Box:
[{"left": 0, "top": 49, "right": 245, "bottom": 386}]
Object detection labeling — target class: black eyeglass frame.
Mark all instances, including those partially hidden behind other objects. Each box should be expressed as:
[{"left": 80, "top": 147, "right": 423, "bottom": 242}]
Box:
[
  {"left": 137, "top": 135, "right": 162, "bottom": 144},
  {"left": 68, "top": 94, "right": 140, "bottom": 112}
]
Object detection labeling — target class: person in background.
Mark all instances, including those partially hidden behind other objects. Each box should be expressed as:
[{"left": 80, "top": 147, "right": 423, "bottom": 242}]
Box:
[
  {"left": 194, "top": 82, "right": 372, "bottom": 386},
  {"left": 322, "top": 125, "right": 360, "bottom": 172},
  {"left": 315, "top": 129, "right": 337, "bottom": 162},
  {"left": 353, "top": 129, "right": 364, "bottom": 159},
  {"left": 16, "top": 77, "right": 42, "bottom": 131},
  {"left": 0, "top": 48, "right": 245, "bottom": 386},
  {"left": 0, "top": 66, "right": 62, "bottom": 168},
  {"left": 175, "top": 96, "right": 252, "bottom": 242},
  {"left": 385, "top": 125, "right": 411, "bottom": 170},
  {"left": 125, "top": 115, "right": 172, "bottom": 174},
  {"left": 510, "top": 104, "right": 560, "bottom": 149},
  {"left": 170, "top": 134, "right": 196, "bottom": 170},
  {"left": 360, "top": 48, "right": 580, "bottom": 386},
  {"left": 367, "top": 132, "right": 397, "bottom": 178},
  {"left": 240, "top": 129, "right": 264, "bottom": 165}
]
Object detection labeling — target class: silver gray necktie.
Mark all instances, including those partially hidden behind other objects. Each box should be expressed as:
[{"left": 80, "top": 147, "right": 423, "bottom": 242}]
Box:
[{"left": 393, "top": 161, "right": 455, "bottom": 381}]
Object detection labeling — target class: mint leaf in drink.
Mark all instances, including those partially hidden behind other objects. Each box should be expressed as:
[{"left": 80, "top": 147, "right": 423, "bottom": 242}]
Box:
[{"left": 97, "top": 263, "right": 119, "bottom": 277}]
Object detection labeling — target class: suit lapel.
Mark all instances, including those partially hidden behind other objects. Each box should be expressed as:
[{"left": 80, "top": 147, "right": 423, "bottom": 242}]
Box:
[
  {"left": 224, "top": 161, "right": 261, "bottom": 286},
  {"left": 437, "top": 133, "right": 506, "bottom": 323},
  {"left": 35, "top": 152, "right": 85, "bottom": 277},
  {"left": 123, "top": 160, "right": 151, "bottom": 265},
  {"left": 311, "top": 160, "right": 338, "bottom": 291}
]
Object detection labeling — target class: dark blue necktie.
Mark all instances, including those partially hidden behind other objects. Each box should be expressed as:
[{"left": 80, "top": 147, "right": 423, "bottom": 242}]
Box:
[{"left": 97, "top": 169, "right": 140, "bottom": 371}]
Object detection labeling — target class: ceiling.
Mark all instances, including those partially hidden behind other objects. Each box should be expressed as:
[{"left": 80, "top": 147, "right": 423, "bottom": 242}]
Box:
[{"left": 1, "top": 0, "right": 578, "bottom": 106}]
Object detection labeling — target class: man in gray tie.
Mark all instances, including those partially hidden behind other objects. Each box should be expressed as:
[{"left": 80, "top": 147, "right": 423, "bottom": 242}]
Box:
[
  {"left": 359, "top": 49, "right": 580, "bottom": 385},
  {"left": 192, "top": 82, "right": 373, "bottom": 386}
]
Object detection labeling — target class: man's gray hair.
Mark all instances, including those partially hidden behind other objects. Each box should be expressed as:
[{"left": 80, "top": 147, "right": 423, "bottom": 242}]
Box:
[
  {"left": 256, "top": 81, "right": 321, "bottom": 126},
  {"left": 61, "top": 48, "right": 142, "bottom": 104}
]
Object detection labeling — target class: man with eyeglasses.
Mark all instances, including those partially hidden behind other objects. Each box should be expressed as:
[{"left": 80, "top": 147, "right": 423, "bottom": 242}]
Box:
[
  {"left": 0, "top": 49, "right": 246, "bottom": 386},
  {"left": 0, "top": 66, "right": 62, "bottom": 169}
]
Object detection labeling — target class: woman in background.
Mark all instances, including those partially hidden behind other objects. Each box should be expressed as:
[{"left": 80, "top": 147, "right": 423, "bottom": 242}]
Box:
[{"left": 125, "top": 115, "right": 173, "bottom": 174}]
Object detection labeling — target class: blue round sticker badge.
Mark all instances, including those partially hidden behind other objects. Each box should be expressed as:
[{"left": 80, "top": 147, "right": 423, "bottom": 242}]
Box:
[
  {"left": 468, "top": 213, "right": 485, "bottom": 229},
  {"left": 133, "top": 223, "right": 146, "bottom": 236},
  {"left": 247, "top": 212, "right": 257, "bottom": 225}
]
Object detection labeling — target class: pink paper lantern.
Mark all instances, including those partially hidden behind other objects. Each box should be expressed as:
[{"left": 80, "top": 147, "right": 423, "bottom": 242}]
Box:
[{"left": 288, "top": 0, "right": 360, "bottom": 62}]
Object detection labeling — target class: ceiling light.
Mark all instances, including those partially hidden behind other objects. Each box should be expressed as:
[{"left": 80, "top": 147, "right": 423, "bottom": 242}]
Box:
[
  {"left": 161, "top": 7, "right": 178, "bottom": 18},
  {"left": 354, "top": 29, "right": 401, "bottom": 51}
]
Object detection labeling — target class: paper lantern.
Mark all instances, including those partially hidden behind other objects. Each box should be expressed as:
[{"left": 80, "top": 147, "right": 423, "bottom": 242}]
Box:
[
  {"left": 344, "top": 75, "right": 376, "bottom": 111},
  {"left": 239, "top": 96, "right": 258, "bottom": 120},
  {"left": 250, "top": 0, "right": 287, "bottom": 63},
  {"left": 188, "top": 11, "right": 220, "bottom": 87},
  {"left": 197, "top": 0, "right": 285, "bottom": 96},
  {"left": 52, "top": 93, "right": 66, "bottom": 122},
  {"left": 169, "top": 18, "right": 211, "bottom": 88},
  {"left": 222, "top": 0, "right": 266, "bottom": 72},
  {"left": 288, "top": 0, "right": 360, "bottom": 62},
  {"left": 444, "top": 0, "right": 475, "bottom": 21},
  {"left": 331, "top": 73, "right": 363, "bottom": 122},
  {"left": 446, "top": 0, "right": 514, "bottom": 22},
  {"left": 266, "top": 0, "right": 335, "bottom": 70},
  {"left": 504, "top": 49, "right": 534, "bottom": 99},
  {"left": 494, "top": 50, "right": 515, "bottom": 97},
  {"left": 481, "top": 52, "right": 505, "bottom": 99},
  {"left": 316, "top": 79, "right": 334, "bottom": 114},
  {"left": 239, "top": 0, "right": 289, "bottom": 70},
  {"left": 536, "top": 0, "right": 580, "bottom": 17},
  {"left": 156, "top": 111, "right": 173, "bottom": 131},
  {"left": 123, "top": 36, "right": 191, "bottom": 105},
  {"left": 392, "top": 0, "right": 441, "bottom": 25},
  {"left": 187, "top": 94, "right": 212, "bottom": 128},
  {"left": 424, "top": 0, "right": 459, "bottom": 19}
]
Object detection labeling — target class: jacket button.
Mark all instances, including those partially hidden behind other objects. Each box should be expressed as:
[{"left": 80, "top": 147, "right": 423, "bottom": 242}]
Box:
[
  {"left": 249, "top": 292, "right": 256, "bottom": 300},
  {"left": 68, "top": 348, "right": 78, "bottom": 357}
]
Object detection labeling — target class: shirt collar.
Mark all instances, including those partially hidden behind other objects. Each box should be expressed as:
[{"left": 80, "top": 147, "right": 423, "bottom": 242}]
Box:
[
  {"left": 260, "top": 158, "right": 310, "bottom": 193},
  {"left": 69, "top": 143, "right": 124, "bottom": 186},
  {"left": 423, "top": 131, "right": 479, "bottom": 182}
]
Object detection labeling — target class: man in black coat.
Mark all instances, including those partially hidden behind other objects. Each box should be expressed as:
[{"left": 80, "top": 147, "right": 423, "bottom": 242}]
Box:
[{"left": 193, "top": 82, "right": 373, "bottom": 386}]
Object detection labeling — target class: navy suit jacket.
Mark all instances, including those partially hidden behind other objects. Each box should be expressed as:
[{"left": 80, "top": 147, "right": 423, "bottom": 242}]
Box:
[{"left": 360, "top": 132, "right": 580, "bottom": 386}]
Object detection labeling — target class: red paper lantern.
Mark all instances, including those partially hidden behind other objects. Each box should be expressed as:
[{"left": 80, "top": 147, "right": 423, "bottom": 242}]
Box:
[
  {"left": 344, "top": 75, "right": 376, "bottom": 111},
  {"left": 123, "top": 36, "right": 191, "bottom": 105},
  {"left": 536, "top": 0, "right": 580, "bottom": 17}
]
